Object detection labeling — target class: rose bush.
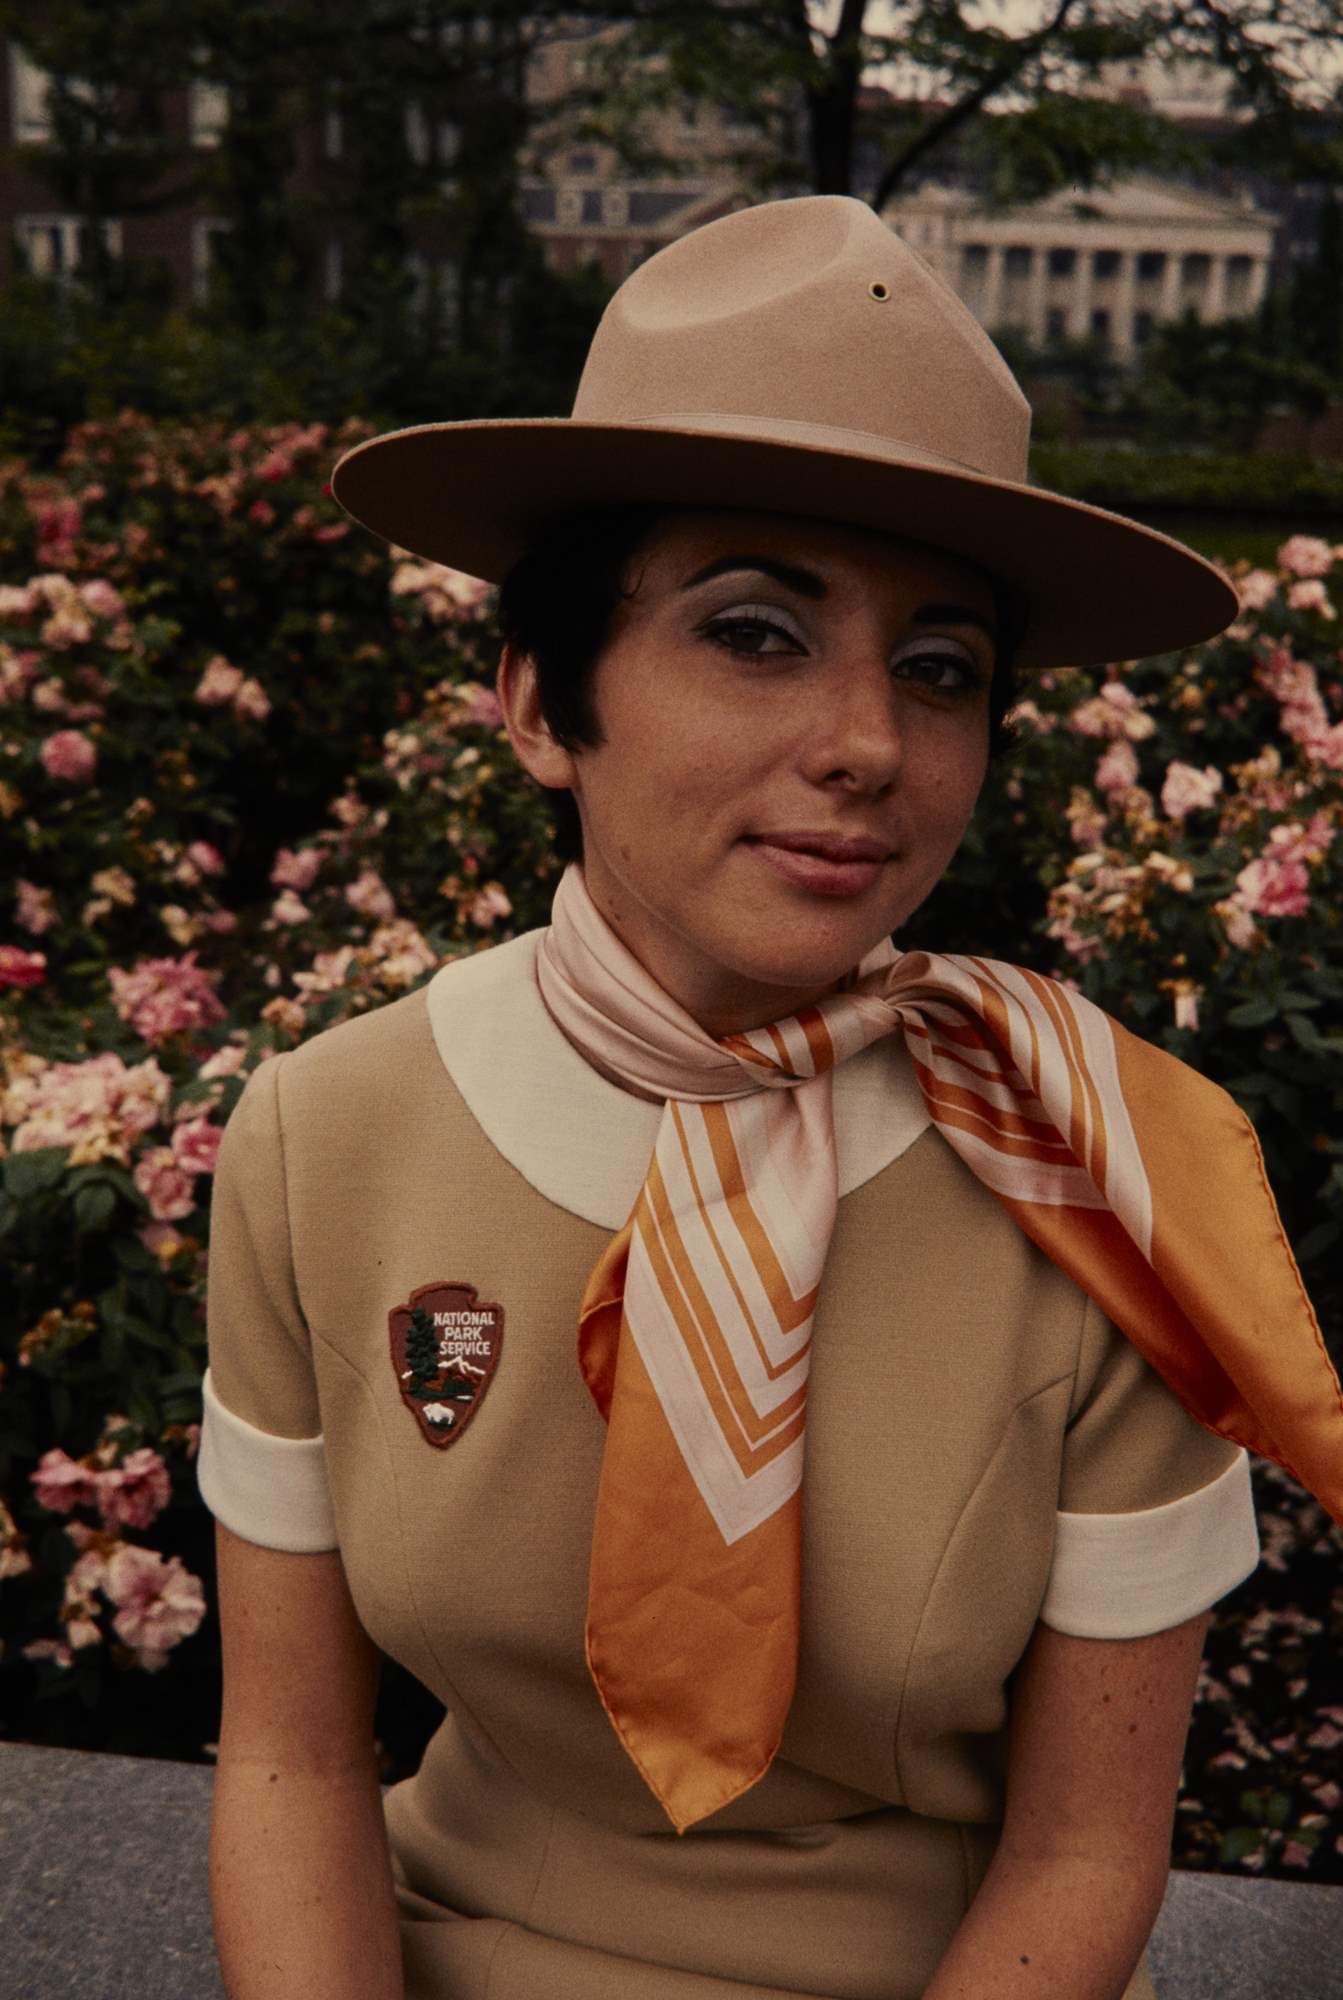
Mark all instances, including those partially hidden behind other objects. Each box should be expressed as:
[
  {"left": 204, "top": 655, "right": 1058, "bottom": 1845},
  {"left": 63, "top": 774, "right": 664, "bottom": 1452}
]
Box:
[{"left": 1, "top": 428, "right": 1340, "bottom": 1868}]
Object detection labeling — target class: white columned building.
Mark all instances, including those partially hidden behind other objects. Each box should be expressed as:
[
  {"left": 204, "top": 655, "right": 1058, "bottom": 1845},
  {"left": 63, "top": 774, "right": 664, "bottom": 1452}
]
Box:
[{"left": 883, "top": 178, "right": 1276, "bottom": 363}]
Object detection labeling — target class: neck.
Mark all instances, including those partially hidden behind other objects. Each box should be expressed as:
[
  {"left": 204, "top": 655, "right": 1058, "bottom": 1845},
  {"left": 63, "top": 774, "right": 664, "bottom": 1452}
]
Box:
[{"left": 578, "top": 867, "right": 842, "bottom": 1039}]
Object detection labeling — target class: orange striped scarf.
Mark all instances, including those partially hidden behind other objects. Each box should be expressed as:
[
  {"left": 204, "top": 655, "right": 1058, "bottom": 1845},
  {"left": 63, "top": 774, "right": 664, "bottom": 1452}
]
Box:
[{"left": 537, "top": 865, "right": 1343, "bottom": 1835}]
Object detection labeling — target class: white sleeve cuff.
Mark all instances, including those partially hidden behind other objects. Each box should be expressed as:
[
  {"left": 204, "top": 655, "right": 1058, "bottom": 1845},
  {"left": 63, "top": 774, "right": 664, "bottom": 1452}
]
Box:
[
  {"left": 196, "top": 1367, "right": 340, "bottom": 1553},
  {"left": 1039, "top": 1449, "right": 1259, "bottom": 1638}
]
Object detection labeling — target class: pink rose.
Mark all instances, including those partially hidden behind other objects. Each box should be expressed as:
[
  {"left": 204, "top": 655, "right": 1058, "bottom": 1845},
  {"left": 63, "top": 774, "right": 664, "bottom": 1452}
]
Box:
[
  {"left": 106, "top": 950, "right": 227, "bottom": 1044},
  {"left": 468, "top": 883, "right": 512, "bottom": 929},
  {"left": 171, "top": 1116, "right": 223, "bottom": 1175},
  {"left": 132, "top": 1147, "right": 198, "bottom": 1221},
  {"left": 1094, "top": 740, "right": 1139, "bottom": 796},
  {"left": 185, "top": 840, "right": 225, "bottom": 877},
  {"left": 1286, "top": 579, "right": 1335, "bottom": 618},
  {"left": 461, "top": 682, "right": 504, "bottom": 729},
  {"left": 345, "top": 867, "right": 396, "bottom": 920},
  {"left": 194, "top": 655, "right": 244, "bottom": 706},
  {"left": 0, "top": 944, "right": 47, "bottom": 989},
  {"left": 197, "top": 1043, "right": 246, "bottom": 1081},
  {"left": 79, "top": 579, "right": 124, "bottom": 619},
  {"left": 271, "top": 888, "right": 310, "bottom": 925},
  {"left": 270, "top": 845, "right": 323, "bottom": 890},
  {"left": 1160, "top": 761, "right": 1223, "bottom": 821},
  {"left": 1233, "top": 855, "right": 1310, "bottom": 919},
  {"left": 248, "top": 499, "right": 276, "bottom": 525},
  {"left": 138, "top": 1220, "right": 188, "bottom": 1263},
  {"left": 16, "top": 880, "right": 57, "bottom": 935},
  {"left": 1277, "top": 535, "right": 1334, "bottom": 578},
  {"left": 1236, "top": 569, "right": 1277, "bottom": 612},
  {"left": 31, "top": 1448, "right": 101, "bottom": 1514},
  {"left": 96, "top": 1448, "right": 172, "bottom": 1531},
  {"left": 233, "top": 676, "right": 272, "bottom": 722},
  {"left": 40, "top": 729, "right": 97, "bottom": 783},
  {"left": 101, "top": 1544, "right": 206, "bottom": 1670}
]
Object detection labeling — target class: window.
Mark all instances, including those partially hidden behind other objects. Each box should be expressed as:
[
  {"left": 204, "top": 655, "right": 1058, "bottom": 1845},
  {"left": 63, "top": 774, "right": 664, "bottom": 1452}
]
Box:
[
  {"left": 580, "top": 188, "right": 602, "bottom": 225},
  {"left": 11, "top": 42, "right": 98, "bottom": 143},
  {"left": 568, "top": 149, "right": 597, "bottom": 173},
  {"left": 189, "top": 77, "right": 229, "bottom": 148},
  {"left": 405, "top": 103, "right": 430, "bottom": 165},
  {"left": 1181, "top": 252, "right": 1210, "bottom": 284},
  {"left": 1046, "top": 307, "right": 1068, "bottom": 340},
  {"left": 1090, "top": 307, "right": 1111, "bottom": 344},
  {"left": 323, "top": 234, "right": 342, "bottom": 304},
  {"left": 1137, "top": 251, "right": 1165, "bottom": 281},
  {"left": 1004, "top": 245, "right": 1032, "bottom": 276},
  {"left": 191, "top": 216, "right": 232, "bottom": 302},
  {"left": 1047, "top": 247, "right": 1076, "bottom": 277},
  {"left": 15, "top": 213, "right": 122, "bottom": 281},
  {"left": 1227, "top": 253, "right": 1251, "bottom": 278},
  {"left": 1134, "top": 309, "right": 1154, "bottom": 345},
  {"left": 10, "top": 43, "right": 54, "bottom": 141},
  {"left": 960, "top": 242, "right": 988, "bottom": 278},
  {"left": 1093, "top": 250, "right": 1120, "bottom": 279}
]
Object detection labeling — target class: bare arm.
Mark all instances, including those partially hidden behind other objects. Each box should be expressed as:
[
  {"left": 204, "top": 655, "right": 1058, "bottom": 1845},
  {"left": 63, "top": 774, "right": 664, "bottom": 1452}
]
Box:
[
  {"left": 209, "top": 1521, "right": 403, "bottom": 2000},
  {"left": 922, "top": 1609, "right": 1211, "bottom": 2000}
]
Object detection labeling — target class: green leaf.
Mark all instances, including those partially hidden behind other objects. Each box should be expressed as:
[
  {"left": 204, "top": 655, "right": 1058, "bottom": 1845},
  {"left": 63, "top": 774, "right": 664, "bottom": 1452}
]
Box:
[
  {"left": 1264, "top": 1791, "right": 1293, "bottom": 1829},
  {"left": 74, "top": 1183, "right": 117, "bottom": 1234},
  {"left": 1219, "top": 1826, "right": 1266, "bottom": 1863},
  {"left": 3, "top": 1148, "right": 69, "bottom": 1199},
  {"left": 1225, "top": 998, "right": 1278, "bottom": 1028}
]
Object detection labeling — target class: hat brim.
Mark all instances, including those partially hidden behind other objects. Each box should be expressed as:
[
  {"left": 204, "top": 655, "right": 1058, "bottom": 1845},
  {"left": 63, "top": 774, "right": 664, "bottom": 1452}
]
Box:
[{"left": 330, "top": 416, "right": 1238, "bottom": 672}]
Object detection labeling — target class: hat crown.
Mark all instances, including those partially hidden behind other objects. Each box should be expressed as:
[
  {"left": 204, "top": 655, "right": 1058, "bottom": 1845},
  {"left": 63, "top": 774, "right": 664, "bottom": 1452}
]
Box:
[{"left": 572, "top": 196, "right": 1031, "bottom": 482}]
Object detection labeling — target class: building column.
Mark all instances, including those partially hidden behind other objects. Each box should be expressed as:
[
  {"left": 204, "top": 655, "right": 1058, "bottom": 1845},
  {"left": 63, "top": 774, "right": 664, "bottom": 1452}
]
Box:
[
  {"left": 1067, "top": 245, "right": 1092, "bottom": 340},
  {"left": 1248, "top": 256, "right": 1270, "bottom": 313},
  {"left": 1204, "top": 254, "right": 1228, "bottom": 322},
  {"left": 1027, "top": 246, "right": 1049, "bottom": 345},
  {"left": 982, "top": 243, "right": 1005, "bottom": 327},
  {"left": 1114, "top": 249, "right": 1138, "bottom": 361},
  {"left": 1159, "top": 251, "right": 1181, "bottom": 323}
]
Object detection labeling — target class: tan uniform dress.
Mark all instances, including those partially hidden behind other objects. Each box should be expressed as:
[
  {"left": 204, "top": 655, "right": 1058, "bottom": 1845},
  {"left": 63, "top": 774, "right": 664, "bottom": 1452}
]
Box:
[{"left": 198, "top": 930, "right": 1260, "bottom": 2000}]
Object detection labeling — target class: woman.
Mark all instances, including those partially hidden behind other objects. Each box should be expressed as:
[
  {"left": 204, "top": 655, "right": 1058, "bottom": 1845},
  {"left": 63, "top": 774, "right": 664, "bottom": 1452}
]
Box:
[{"left": 198, "top": 198, "right": 1342, "bottom": 2000}]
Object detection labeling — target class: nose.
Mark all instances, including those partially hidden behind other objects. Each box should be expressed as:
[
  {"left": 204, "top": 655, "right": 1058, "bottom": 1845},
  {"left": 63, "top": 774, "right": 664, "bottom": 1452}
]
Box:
[{"left": 797, "top": 655, "right": 903, "bottom": 798}]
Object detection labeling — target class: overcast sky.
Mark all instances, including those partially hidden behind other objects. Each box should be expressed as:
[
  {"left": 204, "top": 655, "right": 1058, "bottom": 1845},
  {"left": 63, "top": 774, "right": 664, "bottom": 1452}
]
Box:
[{"left": 807, "top": 0, "right": 1341, "bottom": 107}]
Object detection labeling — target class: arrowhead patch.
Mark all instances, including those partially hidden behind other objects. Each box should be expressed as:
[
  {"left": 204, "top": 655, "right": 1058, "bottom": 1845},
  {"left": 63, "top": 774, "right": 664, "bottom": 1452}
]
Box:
[{"left": 388, "top": 1280, "right": 504, "bottom": 1449}]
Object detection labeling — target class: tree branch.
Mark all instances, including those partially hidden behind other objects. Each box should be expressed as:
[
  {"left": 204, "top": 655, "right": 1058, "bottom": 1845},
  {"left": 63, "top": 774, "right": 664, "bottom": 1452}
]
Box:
[{"left": 869, "top": 0, "right": 1082, "bottom": 211}]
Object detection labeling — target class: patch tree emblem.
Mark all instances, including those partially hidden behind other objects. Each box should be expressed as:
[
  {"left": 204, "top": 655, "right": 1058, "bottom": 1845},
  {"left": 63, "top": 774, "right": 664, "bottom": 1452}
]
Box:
[{"left": 388, "top": 1280, "right": 503, "bottom": 1449}]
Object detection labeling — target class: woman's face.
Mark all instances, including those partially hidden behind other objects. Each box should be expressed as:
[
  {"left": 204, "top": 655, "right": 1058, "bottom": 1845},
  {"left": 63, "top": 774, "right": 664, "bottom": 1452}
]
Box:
[{"left": 503, "top": 508, "right": 998, "bottom": 1034}]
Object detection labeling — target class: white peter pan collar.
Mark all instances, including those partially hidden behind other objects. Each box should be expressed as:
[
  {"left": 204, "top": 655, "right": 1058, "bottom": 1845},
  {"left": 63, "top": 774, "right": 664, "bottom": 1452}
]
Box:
[{"left": 424, "top": 928, "right": 931, "bottom": 1230}]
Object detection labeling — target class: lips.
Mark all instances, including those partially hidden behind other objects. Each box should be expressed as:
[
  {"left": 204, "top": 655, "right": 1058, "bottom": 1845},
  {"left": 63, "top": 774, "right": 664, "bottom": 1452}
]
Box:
[
  {"left": 746, "top": 831, "right": 891, "bottom": 863},
  {"left": 743, "top": 831, "right": 891, "bottom": 899}
]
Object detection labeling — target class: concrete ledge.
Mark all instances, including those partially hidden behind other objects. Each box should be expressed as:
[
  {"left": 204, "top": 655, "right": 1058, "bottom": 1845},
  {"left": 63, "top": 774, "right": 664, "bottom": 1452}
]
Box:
[{"left": 1, "top": 1743, "right": 1341, "bottom": 1998}]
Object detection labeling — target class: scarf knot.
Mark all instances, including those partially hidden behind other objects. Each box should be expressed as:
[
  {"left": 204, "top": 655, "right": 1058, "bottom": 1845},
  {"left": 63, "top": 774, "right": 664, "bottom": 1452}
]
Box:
[{"left": 535, "top": 863, "right": 1343, "bottom": 1836}]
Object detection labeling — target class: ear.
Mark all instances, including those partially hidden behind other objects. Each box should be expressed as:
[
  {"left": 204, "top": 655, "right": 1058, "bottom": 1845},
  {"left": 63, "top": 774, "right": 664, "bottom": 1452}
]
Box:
[{"left": 497, "top": 642, "right": 580, "bottom": 791}]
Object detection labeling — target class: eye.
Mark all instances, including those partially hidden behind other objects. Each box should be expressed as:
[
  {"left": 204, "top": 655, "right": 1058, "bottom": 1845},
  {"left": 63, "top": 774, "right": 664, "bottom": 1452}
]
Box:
[
  {"left": 698, "top": 603, "right": 807, "bottom": 657},
  {"left": 890, "top": 636, "right": 986, "bottom": 693}
]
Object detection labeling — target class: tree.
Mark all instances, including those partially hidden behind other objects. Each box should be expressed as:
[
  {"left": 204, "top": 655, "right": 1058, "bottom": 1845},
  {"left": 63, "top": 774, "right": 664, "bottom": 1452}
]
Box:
[
  {"left": 563, "top": 1, "right": 1343, "bottom": 211},
  {"left": 404, "top": 1305, "right": 442, "bottom": 1400},
  {"left": 0, "top": 0, "right": 201, "bottom": 309}
]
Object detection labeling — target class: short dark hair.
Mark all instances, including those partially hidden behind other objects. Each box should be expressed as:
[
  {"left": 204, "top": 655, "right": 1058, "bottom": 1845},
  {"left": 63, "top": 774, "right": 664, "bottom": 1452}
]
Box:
[{"left": 495, "top": 506, "right": 1026, "bottom": 864}]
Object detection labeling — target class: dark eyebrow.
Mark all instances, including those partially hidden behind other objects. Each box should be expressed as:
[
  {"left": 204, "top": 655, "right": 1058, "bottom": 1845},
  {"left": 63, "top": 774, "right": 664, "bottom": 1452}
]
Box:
[{"left": 677, "top": 555, "right": 828, "bottom": 599}]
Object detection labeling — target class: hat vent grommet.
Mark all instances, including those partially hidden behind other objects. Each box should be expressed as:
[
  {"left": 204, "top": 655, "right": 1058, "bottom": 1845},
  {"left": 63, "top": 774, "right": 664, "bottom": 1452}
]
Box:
[{"left": 868, "top": 280, "right": 891, "bottom": 301}]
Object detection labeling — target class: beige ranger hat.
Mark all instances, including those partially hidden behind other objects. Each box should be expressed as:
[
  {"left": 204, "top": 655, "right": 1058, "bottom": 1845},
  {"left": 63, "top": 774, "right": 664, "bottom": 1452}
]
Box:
[{"left": 330, "top": 194, "right": 1238, "bottom": 671}]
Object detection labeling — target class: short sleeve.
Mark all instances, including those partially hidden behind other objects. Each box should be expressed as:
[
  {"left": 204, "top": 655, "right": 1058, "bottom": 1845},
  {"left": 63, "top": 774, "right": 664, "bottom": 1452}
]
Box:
[
  {"left": 195, "top": 1053, "right": 339, "bottom": 1553},
  {"left": 1039, "top": 1296, "right": 1260, "bottom": 1639}
]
